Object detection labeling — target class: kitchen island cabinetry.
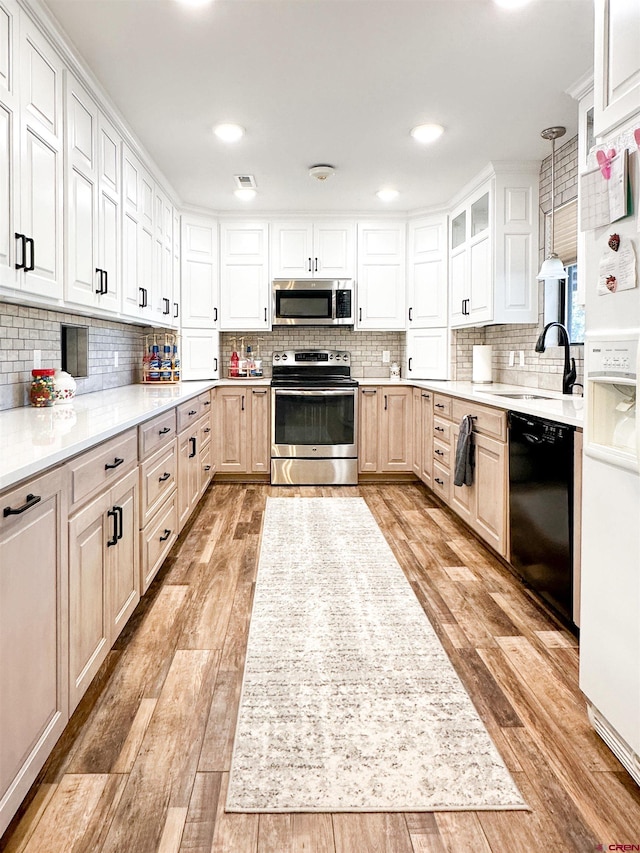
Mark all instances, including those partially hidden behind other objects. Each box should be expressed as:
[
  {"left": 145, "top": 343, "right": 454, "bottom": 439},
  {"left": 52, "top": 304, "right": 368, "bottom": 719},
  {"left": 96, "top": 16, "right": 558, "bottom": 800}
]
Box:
[
  {"left": 356, "top": 222, "right": 406, "bottom": 330},
  {"left": 593, "top": 0, "right": 640, "bottom": 137},
  {"left": 270, "top": 220, "right": 355, "bottom": 279},
  {"left": 358, "top": 385, "right": 413, "bottom": 474},
  {"left": 0, "top": 467, "right": 68, "bottom": 839},
  {"left": 449, "top": 163, "right": 539, "bottom": 329},
  {"left": 215, "top": 385, "right": 270, "bottom": 476},
  {"left": 68, "top": 464, "right": 139, "bottom": 712}
]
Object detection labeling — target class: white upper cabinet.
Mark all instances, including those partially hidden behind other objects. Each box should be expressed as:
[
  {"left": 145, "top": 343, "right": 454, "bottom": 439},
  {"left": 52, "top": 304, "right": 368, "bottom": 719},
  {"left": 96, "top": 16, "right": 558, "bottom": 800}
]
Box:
[
  {"left": 593, "top": 0, "right": 640, "bottom": 137},
  {"left": 220, "top": 220, "right": 270, "bottom": 330},
  {"left": 153, "top": 185, "right": 176, "bottom": 327},
  {"left": 356, "top": 221, "right": 406, "bottom": 330},
  {"left": 271, "top": 219, "right": 355, "bottom": 279},
  {"left": 65, "top": 74, "right": 121, "bottom": 315},
  {"left": 405, "top": 327, "right": 449, "bottom": 380},
  {"left": 121, "top": 144, "right": 156, "bottom": 321},
  {"left": 180, "top": 214, "right": 218, "bottom": 328},
  {"left": 449, "top": 164, "right": 539, "bottom": 329},
  {"left": 0, "top": 3, "right": 64, "bottom": 302},
  {"left": 407, "top": 216, "right": 448, "bottom": 328}
]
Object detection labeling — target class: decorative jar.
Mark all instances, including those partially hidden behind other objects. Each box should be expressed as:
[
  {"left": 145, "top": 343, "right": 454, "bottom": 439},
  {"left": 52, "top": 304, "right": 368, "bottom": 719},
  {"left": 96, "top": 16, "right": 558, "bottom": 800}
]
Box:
[{"left": 30, "top": 369, "right": 56, "bottom": 407}]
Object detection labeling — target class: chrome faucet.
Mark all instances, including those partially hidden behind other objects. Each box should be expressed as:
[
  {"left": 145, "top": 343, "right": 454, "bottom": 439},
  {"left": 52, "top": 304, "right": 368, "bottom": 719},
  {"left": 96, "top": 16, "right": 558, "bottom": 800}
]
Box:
[{"left": 535, "top": 322, "right": 577, "bottom": 394}]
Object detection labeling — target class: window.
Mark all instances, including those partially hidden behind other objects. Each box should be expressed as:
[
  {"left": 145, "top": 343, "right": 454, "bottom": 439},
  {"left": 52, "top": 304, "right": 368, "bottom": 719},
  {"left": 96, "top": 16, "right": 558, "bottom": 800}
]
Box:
[
  {"left": 563, "top": 263, "right": 584, "bottom": 344},
  {"left": 543, "top": 199, "right": 583, "bottom": 344}
]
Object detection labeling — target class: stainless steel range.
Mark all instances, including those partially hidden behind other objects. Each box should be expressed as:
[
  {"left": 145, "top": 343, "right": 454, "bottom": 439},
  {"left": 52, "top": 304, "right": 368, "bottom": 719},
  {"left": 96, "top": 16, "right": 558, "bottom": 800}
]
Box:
[{"left": 270, "top": 350, "right": 358, "bottom": 486}]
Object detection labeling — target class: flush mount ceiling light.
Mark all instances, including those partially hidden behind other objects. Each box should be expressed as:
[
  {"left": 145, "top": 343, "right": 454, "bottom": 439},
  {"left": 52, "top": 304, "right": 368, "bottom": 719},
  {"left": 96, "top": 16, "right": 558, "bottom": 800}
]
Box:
[
  {"left": 410, "top": 123, "right": 444, "bottom": 145},
  {"left": 309, "top": 164, "right": 335, "bottom": 181},
  {"left": 376, "top": 188, "right": 399, "bottom": 202},
  {"left": 537, "top": 125, "right": 567, "bottom": 281},
  {"left": 213, "top": 123, "right": 244, "bottom": 143},
  {"left": 234, "top": 188, "right": 257, "bottom": 201}
]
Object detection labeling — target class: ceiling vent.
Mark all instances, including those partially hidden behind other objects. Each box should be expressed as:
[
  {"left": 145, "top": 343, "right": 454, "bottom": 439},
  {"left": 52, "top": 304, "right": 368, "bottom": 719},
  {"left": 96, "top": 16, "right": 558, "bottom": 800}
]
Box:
[{"left": 234, "top": 174, "right": 257, "bottom": 189}]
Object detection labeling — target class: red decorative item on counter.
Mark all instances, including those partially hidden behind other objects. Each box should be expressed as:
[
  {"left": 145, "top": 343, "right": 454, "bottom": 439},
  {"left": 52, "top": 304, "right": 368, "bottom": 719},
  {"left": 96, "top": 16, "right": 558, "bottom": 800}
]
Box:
[{"left": 30, "top": 369, "right": 56, "bottom": 407}]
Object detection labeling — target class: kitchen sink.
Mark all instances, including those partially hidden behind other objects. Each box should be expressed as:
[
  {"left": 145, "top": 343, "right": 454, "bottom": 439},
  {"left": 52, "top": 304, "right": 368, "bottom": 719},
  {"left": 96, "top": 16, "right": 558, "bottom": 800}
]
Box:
[{"left": 492, "top": 393, "right": 554, "bottom": 400}]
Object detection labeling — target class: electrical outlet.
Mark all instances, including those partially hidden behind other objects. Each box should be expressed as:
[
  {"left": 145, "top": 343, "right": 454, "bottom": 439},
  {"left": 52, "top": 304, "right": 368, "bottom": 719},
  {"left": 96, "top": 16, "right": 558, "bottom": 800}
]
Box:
[
  {"left": 508, "top": 350, "right": 515, "bottom": 367},
  {"left": 382, "top": 350, "right": 390, "bottom": 363},
  {"left": 114, "top": 352, "right": 119, "bottom": 368},
  {"left": 519, "top": 350, "right": 525, "bottom": 367},
  {"left": 33, "top": 349, "right": 41, "bottom": 369}
]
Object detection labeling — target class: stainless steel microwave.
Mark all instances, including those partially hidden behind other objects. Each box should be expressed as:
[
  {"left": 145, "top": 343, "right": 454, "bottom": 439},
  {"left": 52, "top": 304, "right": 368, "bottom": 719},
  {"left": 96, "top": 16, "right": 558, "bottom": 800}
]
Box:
[{"left": 272, "top": 279, "right": 354, "bottom": 326}]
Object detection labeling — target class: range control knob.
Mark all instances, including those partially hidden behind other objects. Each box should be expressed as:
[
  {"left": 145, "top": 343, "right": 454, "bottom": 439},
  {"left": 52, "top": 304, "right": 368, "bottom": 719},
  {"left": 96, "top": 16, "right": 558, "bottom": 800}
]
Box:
[
  {"left": 281, "top": 354, "right": 288, "bottom": 360},
  {"left": 273, "top": 354, "right": 280, "bottom": 361},
  {"left": 329, "top": 354, "right": 334, "bottom": 360},
  {"left": 342, "top": 354, "right": 349, "bottom": 362}
]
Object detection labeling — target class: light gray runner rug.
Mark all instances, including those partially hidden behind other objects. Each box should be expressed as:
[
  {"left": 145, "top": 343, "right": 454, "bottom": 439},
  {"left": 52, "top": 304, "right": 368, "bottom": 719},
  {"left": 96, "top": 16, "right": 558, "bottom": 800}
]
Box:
[{"left": 226, "top": 497, "right": 526, "bottom": 812}]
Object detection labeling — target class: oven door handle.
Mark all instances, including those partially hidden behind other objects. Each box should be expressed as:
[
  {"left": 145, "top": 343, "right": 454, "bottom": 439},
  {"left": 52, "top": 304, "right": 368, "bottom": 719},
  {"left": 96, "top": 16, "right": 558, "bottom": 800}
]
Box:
[{"left": 273, "top": 389, "right": 356, "bottom": 398}]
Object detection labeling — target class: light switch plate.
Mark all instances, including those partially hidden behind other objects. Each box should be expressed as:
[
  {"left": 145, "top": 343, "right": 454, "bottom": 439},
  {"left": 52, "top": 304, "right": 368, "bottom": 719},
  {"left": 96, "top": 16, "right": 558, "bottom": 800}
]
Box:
[
  {"left": 33, "top": 349, "right": 41, "bottom": 369},
  {"left": 382, "top": 350, "right": 390, "bottom": 363}
]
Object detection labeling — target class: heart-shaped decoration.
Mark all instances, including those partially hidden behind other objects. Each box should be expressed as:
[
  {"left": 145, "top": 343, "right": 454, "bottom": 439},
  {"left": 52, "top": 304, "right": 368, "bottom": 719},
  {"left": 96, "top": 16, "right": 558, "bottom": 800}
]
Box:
[{"left": 608, "top": 233, "right": 621, "bottom": 252}]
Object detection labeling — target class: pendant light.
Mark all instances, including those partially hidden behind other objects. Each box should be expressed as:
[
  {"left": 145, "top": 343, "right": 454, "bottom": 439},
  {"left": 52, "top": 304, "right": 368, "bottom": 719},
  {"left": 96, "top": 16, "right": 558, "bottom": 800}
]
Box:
[{"left": 537, "top": 125, "right": 567, "bottom": 281}]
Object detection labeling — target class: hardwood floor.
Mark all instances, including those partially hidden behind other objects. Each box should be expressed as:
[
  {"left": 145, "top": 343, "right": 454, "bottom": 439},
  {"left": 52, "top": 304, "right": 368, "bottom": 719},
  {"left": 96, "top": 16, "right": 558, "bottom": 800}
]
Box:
[{"left": 2, "top": 482, "right": 640, "bottom": 852}]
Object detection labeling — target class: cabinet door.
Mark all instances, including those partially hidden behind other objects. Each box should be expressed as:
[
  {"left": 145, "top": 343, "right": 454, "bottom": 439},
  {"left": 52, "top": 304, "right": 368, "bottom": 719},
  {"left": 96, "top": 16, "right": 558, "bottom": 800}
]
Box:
[
  {"left": 406, "top": 328, "right": 449, "bottom": 381},
  {"left": 0, "top": 0, "right": 19, "bottom": 293},
  {"left": 110, "top": 470, "right": 139, "bottom": 643},
  {"left": 379, "top": 387, "right": 412, "bottom": 471},
  {"left": 270, "top": 221, "right": 313, "bottom": 278},
  {"left": 154, "top": 187, "right": 173, "bottom": 324},
  {"left": 473, "top": 431, "right": 507, "bottom": 557},
  {"left": 181, "top": 215, "right": 218, "bottom": 328},
  {"left": 97, "top": 113, "right": 121, "bottom": 314},
  {"left": 357, "top": 223, "right": 406, "bottom": 330},
  {"left": 68, "top": 490, "right": 111, "bottom": 711},
  {"left": 408, "top": 217, "right": 447, "bottom": 328},
  {"left": 420, "top": 390, "right": 433, "bottom": 487},
  {"left": 313, "top": 220, "right": 355, "bottom": 278},
  {"left": 450, "top": 422, "right": 474, "bottom": 526},
  {"left": 249, "top": 387, "right": 270, "bottom": 473},
  {"left": 65, "top": 75, "right": 98, "bottom": 310},
  {"left": 468, "top": 235, "right": 492, "bottom": 324},
  {"left": 594, "top": 0, "right": 640, "bottom": 136},
  {"left": 358, "top": 387, "right": 380, "bottom": 473},
  {"left": 219, "top": 221, "right": 270, "bottom": 330},
  {"left": 216, "top": 387, "right": 248, "bottom": 473},
  {"left": 19, "top": 17, "right": 64, "bottom": 300},
  {"left": 412, "top": 387, "right": 422, "bottom": 478},
  {"left": 0, "top": 468, "right": 67, "bottom": 838},
  {"left": 449, "top": 249, "right": 467, "bottom": 326},
  {"left": 177, "top": 427, "right": 201, "bottom": 530},
  {"left": 181, "top": 329, "right": 220, "bottom": 380}
]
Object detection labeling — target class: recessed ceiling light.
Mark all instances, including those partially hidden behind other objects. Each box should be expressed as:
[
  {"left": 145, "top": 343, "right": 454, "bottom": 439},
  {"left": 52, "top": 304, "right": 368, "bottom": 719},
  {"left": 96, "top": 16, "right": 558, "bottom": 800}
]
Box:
[
  {"left": 175, "top": 0, "right": 214, "bottom": 7},
  {"left": 214, "top": 123, "right": 244, "bottom": 143},
  {"left": 234, "top": 188, "right": 256, "bottom": 201},
  {"left": 376, "top": 188, "right": 399, "bottom": 202},
  {"left": 410, "top": 124, "right": 444, "bottom": 145},
  {"left": 493, "top": 0, "right": 532, "bottom": 8}
]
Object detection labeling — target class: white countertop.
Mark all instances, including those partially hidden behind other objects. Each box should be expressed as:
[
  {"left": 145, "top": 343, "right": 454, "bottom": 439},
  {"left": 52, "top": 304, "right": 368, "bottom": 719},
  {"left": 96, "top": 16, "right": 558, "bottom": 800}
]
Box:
[
  {"left": 357, "top": 378, "right": 584, "bottom": 428},
  {"left": 0, "top": 381, "right": 215, "bottom": 491},
  {"left": 1, "top": 377, "right": 583, "bottom": 493}
]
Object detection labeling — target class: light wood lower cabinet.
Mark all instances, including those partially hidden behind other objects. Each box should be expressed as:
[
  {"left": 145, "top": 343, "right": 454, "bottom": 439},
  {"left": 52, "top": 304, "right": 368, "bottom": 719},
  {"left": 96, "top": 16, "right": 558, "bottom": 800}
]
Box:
[
  {"left": 68, "top": 466, "right": 139, "bottom": 713},
  {"left": 216, "top": 385, "right": 270, "bottom": 475},
  {"left": 358, "top": 386, "right": 413, "bottom": 473},
  {"left": 140, "top": 493, "right": 178, "bottom": 593},
  {"left": 178, "top": 413, "right": 209, "bottom": 530},
  {"left": 0, "top": 468, "right": 68, "bottom": 839}
]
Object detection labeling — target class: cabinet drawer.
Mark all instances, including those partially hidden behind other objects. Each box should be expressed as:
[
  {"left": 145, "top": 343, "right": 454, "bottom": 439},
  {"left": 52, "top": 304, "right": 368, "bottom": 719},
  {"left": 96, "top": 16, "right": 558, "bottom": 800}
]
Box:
[
  {"left": 139, "top": 441, "right": 177, "bottom": 526},
  {"left": 68, "top": 429, "right": 138, "bottom": 512},
  {"left": 433, "top": 439, "right": 451, "bottom": 467},
  {"left": 199, "top": 391, "right": 213, "bottom": 413},
  {"left": 200, "top": 415, "right": 213, "bottom": 448},
  {"left": 432, "top": 462, "right": 451, "bottom": 504},
  {"left": 177, "top": 397, "right": 203, "bottom": 433},
  {"left": 433, "top": 417, "right": 451, "bottom": 444},
  {"left": 138, "top": 409, "right": 177, "bottom": 460},
  {"left": 451, "top": 398, "right": 506, "bottom": 441},
  {"left": 433, "top": 394, "right": 452, "bottom": 418},
  {"left": 140, "top": 494, "right": 178, "bottom": 593}
]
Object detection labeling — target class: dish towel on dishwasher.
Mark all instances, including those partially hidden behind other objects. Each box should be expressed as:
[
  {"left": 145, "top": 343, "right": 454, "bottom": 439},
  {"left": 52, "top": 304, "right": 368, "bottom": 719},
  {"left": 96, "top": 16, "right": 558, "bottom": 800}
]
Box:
[{"left": 454, "top": 415, "right": 475, "bottom": 487}]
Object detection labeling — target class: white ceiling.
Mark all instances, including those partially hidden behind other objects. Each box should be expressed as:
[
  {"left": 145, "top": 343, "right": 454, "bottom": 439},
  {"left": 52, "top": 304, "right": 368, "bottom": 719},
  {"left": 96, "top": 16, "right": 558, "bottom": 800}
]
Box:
[{"left": 42, "top": 0, "right": 594, "bottom": 214}]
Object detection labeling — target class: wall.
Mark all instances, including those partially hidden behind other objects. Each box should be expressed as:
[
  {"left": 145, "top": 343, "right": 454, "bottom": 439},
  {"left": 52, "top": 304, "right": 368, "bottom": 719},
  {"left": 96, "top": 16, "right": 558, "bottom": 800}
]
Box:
[
  {"left": 0, "top": 302, "right": 150, "bottom": 410},
  {"left": 220, "top": 329, "right": 405, "bottom": 380},
  {"left": 452, "top": 135, "right": 584, "bottom": 391}
]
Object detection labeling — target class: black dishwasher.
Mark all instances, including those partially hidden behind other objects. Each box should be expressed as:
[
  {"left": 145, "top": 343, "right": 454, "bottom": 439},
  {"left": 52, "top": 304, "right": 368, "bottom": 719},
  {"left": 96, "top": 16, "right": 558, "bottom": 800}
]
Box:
[{"left": 508, "top": 412, "right": 575, "bottom": 623}]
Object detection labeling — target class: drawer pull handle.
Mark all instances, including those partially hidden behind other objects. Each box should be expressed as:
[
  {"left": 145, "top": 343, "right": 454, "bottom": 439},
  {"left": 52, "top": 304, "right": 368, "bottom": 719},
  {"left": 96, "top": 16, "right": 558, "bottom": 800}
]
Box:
[
  {"left": 204, "top": 464, "right": 211, "bottom": 472},
  {"left": 158, "top": 426, "right": 171, "bottom": 435},
  {"left": 159, "top": 529, "right": 171, "bottom": 542},
  {"left": 105, "top": 457, "right": 124, "bottom": 470},
  {"left": 422, "top": 393, "right": 430, "bottom": 399},
  {"left": 435, "top": 426, "right": 445, "bottom": 432},
  {"left": 435, "top": 403, "right": 445, "bottom": 409},
  {"left": 435, "top": 449, "right": 445, "bottom": 456},
  {"left": 362, "top": 389, "right": 377, "bottom": 395},
  {"left": 159, "top": 472, "right": 171, "bottom": 482},
  {"left": 203, "top": 427, "right": 211, "bottom": 434},
  {"left": 435, "top": 477, "right": 444, "bottom": 486},
  {"left": 253, "top": 389, "right": 268, "bottom": 395},
  {"left": 188, "top": 409, "right": 197, "bottom": 416},
  {"left": 3, "top": 493, "right": 41, "bottom": 517},
  {"left": 203, "top": 400, "right": 211, "bottom": 407}
]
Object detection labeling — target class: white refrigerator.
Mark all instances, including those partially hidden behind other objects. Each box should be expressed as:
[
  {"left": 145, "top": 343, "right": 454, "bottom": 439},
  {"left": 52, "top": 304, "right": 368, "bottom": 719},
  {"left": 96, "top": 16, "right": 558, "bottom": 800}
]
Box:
[{"left": 580, "top": 119, "right": 640, "bottom": 784}]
